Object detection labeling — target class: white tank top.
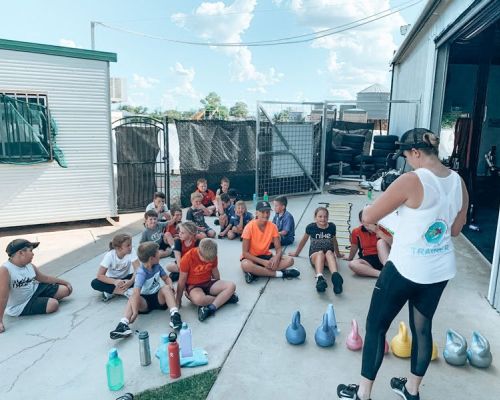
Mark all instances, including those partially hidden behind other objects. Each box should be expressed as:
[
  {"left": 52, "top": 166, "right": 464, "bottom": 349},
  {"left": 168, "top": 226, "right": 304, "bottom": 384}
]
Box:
[
  {"left": 2, "top": 260, "right": 39, "bottom": 316},
  {"left": 387, "top": 168, "right": 463, "bottom": 284}
]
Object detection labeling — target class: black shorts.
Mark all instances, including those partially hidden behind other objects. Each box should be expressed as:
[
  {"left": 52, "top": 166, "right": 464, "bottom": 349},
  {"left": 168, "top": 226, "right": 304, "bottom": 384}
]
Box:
[
  {"left": 361, "top": 254, "right": 384, "bottom": 271},
  {"left": 240, "top": 254, "right": 273, "bottom": 262},
  {"left": 20, "top": 283, "right": 59, "bottom": 316},
  {"left": 185, "top": 279, "right": 219, "bottom": 296},
  {"left": 159, "top": 240, "right": 170, "bottom": 251},
  {"left": 140, "top": 293, "right": 168, "bottom": 313}
]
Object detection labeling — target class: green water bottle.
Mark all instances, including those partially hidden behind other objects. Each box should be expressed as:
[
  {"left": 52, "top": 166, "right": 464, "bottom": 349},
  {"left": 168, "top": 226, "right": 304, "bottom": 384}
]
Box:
[
  {"left": 106, "top": 348, "right": 124, "bottom": 391},
  {"left": 263, "top": 191, "right": 269, "bottom": 202},
  {"left": 367, "top": 188, "right": 373, "bottom": 201}
]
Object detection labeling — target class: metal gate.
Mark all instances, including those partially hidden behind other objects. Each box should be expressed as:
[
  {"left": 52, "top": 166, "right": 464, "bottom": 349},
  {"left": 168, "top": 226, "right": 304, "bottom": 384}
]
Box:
[
  {"left": 113, "top": 116, "right": 169, "bottom": 212},
  {"left": 256, "top": 101, "right": 323, "bottom": 198}
]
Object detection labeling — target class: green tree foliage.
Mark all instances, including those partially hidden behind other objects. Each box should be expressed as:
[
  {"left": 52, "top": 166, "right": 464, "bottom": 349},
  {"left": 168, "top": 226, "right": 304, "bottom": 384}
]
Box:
[
  {"left": 118, "top": 104, "right": 149, "bottom": 115},
  {"left": 229, "top": 101, "right": 249, "bottom": 118},
  {"left": 200, "top": 92, "right": 228, "bottom": 119}
]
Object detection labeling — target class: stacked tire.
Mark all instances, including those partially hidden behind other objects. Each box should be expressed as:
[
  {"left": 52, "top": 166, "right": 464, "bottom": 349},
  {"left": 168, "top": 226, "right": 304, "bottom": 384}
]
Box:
[{"left": 372, "top": 135, "right": 398, "bottom": 169}]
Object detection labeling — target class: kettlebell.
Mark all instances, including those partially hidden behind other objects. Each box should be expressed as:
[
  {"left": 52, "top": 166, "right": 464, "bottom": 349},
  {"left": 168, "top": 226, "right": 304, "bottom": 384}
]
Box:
[
  {"left": 443, "top": 329, "right": 468, "bottom": 366},
  {"left": 391, "top": 321, "right": 412, "bottom": 358},
  {"left": 326, "top": 304, "right": 340, "bottom": 336},
  {"left": 315, "top": 313, "right": 336, "bottom": 347},
  {"left": 285, "top": 310, "right": 306, "bottom": 345},
  {"left": 346, "top": 319, "right": 363, "bottom": 351},
  {"left": 467, "top": 331, "right": 492, "bottom": 368}
]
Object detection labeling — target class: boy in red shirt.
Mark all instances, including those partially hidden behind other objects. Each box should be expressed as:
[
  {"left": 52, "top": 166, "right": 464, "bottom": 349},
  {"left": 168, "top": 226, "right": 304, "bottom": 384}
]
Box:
[
  {"left": 176, "top": 238, "right": 238, "bottom": 321},
  {"left": 196, "top": 178, "right": 217, "bottom": 216},
  {"left": 346, "top": 210, "right": 392, "bottom": 277}
]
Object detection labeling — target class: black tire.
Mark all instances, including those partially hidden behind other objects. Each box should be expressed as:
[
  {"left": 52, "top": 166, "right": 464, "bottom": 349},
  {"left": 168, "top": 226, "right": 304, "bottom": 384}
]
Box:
[
  {"left": 331, "top": 145, "right": 353, "bottom": 153},
  {"left": 342, "top": 141, "right": 365, "bottom": 152},
  {"left": 373, "top": 135, "right": 398, "bottom": 143},
  {"left": 342, "top": 134, "right": 365, "bottom": 144},
  {"left": 353, "top": 154, "right": 374, "bottom": 164},
  {"left": 371, "top": 149, "right": 392, "bottom": 158},
  {"left": 331, "top": 152, "right": 353, "bottom": 162},
  {"left": 373, "top": 142, "right": 397, "bottom": 150}
]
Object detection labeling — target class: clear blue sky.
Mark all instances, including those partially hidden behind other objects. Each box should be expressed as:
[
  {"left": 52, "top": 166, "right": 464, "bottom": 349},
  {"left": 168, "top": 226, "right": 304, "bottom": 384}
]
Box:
[{"left": 0, "top": 0, "right": 425, "bottom": 113}]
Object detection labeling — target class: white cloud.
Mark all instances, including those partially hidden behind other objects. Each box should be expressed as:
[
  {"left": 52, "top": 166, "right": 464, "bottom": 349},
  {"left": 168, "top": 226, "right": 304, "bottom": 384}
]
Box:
[
  {"left": 171, "top": 0, "right": 283, "bottom": 93},
  {"left": 162, "top": 62, "right": 202, "bottom": 109},
  {"left": 288, "top": 0, "right": 405, "bottom": 94},
  {"left": 132, "top": 74, "right": 160, "bottom": 89},
  {"left": 330, "top": 88, "right": 354, "bottom": 100},
  {"left": 59, "top": 39, "right": 80, "bottom": 48}
]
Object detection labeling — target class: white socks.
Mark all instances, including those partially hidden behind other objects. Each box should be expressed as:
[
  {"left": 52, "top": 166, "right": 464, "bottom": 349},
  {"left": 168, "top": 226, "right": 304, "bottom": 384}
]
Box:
[
  {"left": 121, "top": 317, "right": 129, "bottom": 325},
  {"left": 275, "top": 271, "right": 283, "bottom": 278},
  {"left": 170, "top": 307, "right": 179, "bottom": 315}
]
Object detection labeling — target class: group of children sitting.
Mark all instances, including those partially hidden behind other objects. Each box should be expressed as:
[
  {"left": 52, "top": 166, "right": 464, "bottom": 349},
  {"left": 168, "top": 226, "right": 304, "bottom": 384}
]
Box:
[{"left": 0, "top": 176, "right": 391, "bottom": 337}]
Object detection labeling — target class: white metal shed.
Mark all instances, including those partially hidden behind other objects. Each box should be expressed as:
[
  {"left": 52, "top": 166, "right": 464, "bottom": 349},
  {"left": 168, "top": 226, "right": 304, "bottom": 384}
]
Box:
[{"left": 0, "top": 38, "right": 118, "bottom": 228}]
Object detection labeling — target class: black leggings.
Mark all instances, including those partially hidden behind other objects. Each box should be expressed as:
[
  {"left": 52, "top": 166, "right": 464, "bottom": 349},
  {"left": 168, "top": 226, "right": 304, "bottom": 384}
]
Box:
[
  {"left": 361, "top": 261, "right": 447, "bottom": 380},
  {"left": 91, "top": 273, "right": 133, "bottom": 294}
]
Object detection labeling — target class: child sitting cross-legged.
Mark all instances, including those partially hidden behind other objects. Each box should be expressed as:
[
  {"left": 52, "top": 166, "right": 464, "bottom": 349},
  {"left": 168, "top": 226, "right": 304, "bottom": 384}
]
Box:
[
  {"left": 141, "top": 210, "right": 172, "bottom": 258},
  {"left": 176, "top": 239, "right": 238, "bottom": 322},
  {"left": 196, "top": 178, "right": 217, "bottom": 216},
  {"left": 164, "top": 205, "right": 183, "bottom": 247},
  {"left": 91, "top": 233, "right": 139, "bottom": 302},
  {"left": 289, "top": 206, "right": 344, "bottom": 294},
  {"left": 186, "top": 192, "right": 216, "bottom": 239},
  {"left": 216, "top": 193, "right": 234, "bottom": 237},
  {"left": 165, "top": 221, "right": 200, "bottom": 282},
  {"left": 145, "top": 191, "right": 170, "bottom": 222},
  {"left": 225, "top": 200, "right": 253, "bottom": 240},
  {"left": 109, "top": 241, "right": 182, "bottom": 339}
]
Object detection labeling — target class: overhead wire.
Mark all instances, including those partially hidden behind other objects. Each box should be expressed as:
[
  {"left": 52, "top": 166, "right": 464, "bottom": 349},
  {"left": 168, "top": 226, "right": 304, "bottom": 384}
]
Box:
[{"left": 96, "top": 0, "right": 422, "bottom": 47}]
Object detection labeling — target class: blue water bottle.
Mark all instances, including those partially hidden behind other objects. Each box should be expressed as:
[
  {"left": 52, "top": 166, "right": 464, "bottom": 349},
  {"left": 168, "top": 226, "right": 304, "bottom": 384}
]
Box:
[
  {"left": 158, "top": 334, "right": 170, "bottom": 374},
  {"left": 179, "top": 322, "right": 193, "bottom": 358},
  {"left": 106, "top": 348, "right": 124, "bottom": 391},
  {"left": 252, "top": 193, "right": 257, "bottom": 210}
]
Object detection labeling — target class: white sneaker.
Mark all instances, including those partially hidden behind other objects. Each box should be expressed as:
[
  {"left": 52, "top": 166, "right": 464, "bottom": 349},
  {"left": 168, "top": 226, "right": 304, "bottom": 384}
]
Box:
[{"left": 102, "top": 292, "right": 114, "bottom": 302}]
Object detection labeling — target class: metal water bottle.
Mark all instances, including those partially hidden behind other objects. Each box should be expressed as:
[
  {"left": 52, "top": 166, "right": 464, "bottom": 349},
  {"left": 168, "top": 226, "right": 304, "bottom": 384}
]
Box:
[
  {"left": 168, "top": 332, "right": 181, "bottom": 379},
  {"left": 138, "top": 331, "right": 151, "bottom": 366}
]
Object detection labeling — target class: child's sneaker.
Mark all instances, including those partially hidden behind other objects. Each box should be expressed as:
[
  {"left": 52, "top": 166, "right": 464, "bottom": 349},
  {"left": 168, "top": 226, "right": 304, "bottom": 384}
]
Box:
[
  {"left": 390, "top": 377, "right": 420, "bottom": 400},
  {"left": 110, "top": 322, "right": 132, "bottom": 340},
  {"left": 198, "top": 306, "right": 214, "bottom": 322},
  {"left": 282, "top": 268, "right": 300, "bottom": 279},
  {"left": 244, "top": 272, "right": 257, "bottom": 284},
  {"left": 227, "top": 293, "right": 239, "bottom": 304},
  {"left": 169, "top": 312, "right": 183, "bottom": 330},
  {"left": 332, "top": 272, "right": 344, "bottom": 294},
  {"left": 102, "top": 292, "right": 114, "bottom": 302},
  {"left": 315, "top": 275, "right": 327, "bottom": 292},
  {"left": 337, "top": 384, "right": 370, "bottom": 399}
]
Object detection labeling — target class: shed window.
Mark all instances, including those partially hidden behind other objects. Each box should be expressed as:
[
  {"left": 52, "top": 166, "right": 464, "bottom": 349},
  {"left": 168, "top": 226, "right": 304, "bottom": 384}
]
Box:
[{"left": 0, "top": 92, "right": 54, "bottom": 164}]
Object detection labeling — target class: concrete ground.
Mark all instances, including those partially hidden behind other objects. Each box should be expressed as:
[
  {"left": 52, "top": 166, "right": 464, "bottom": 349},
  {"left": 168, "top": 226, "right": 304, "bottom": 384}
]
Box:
[{"left": 0, "top": 191, "right": 498, "bottom": 400}]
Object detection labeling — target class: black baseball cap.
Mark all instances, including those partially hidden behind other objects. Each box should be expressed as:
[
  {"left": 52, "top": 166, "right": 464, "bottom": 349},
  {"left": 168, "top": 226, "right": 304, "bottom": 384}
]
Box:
[
  {"left": 6, "top": 239, "right": 39, "bottom": 257},
  {"left": 256, "top": 201, "right": 272, "bottom": 211},
  {"left": 392, "top": 128, "right": 435, "bottom": 160}
]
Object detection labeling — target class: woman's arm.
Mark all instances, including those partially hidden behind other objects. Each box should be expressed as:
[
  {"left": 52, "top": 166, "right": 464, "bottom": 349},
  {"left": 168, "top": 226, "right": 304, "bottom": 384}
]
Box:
[
  {"left": 451, "top": 177, "right": 469, "bottom": 237},
  {"left": 362, "top": 172, "right": 420, "bottom": 224}
]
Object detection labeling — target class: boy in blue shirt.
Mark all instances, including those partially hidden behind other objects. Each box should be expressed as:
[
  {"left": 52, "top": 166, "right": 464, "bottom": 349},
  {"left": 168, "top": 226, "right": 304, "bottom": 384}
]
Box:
[
  {"left": 272, "top": 196, "right": 295, "bottom": 247},
  {"left": 109, "top": 241, "right": 182, "bottom": 339}
]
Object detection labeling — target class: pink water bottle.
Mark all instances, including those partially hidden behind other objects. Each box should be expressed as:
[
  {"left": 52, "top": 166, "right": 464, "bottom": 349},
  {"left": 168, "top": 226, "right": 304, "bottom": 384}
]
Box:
[{"left": 168, "top": 332, "right": 181, "bottom": 379}]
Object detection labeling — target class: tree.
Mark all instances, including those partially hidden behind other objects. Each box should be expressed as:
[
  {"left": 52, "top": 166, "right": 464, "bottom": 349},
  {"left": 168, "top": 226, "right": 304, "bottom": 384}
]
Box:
[
  {"left": 273, "top": 109, "right": 290, "bottom": 123},
  {"left": 229, "top": 101, "right": 249, "bottom": 118},
  {"left": 118, "top": 104, "right": 149, "bottom": 115},
  {"left": 200, "top": 92, "right": 228, "bottom": 120}
]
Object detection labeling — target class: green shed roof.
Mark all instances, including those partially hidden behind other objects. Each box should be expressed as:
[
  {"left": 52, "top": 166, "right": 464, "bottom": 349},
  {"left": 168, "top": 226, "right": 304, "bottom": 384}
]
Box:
[{"left": 0, "top": 38, "right": 117, "bottom": 62}]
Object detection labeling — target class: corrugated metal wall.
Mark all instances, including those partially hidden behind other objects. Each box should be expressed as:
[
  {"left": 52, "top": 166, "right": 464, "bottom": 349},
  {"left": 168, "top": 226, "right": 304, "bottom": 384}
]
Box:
[{"left": 0, "top": 49, "right": 116, "bottom": 228}]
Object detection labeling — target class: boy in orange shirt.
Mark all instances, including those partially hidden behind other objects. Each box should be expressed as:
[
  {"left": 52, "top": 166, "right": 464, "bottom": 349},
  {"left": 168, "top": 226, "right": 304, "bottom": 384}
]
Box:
[
  {"left": 176, "top": 238, "right": 238, "bottom": 321},
  {"left": 240, "top": 201, "right": 299, "bottom": 284},
  {"left": 196, "top": 178, "right": 217, "bottom": 216}
]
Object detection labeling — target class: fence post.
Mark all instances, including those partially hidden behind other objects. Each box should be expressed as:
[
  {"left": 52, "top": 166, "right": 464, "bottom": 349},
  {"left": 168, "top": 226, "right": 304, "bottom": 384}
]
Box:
[
  {"left": 164, "top": 116, "right": 170, "bottom": 209},
  {"left": 255, "top": 101, "right": 260, "bottom": 198},
  {"left": 319, "top": 101, "right": 327, "bottom": 191}
]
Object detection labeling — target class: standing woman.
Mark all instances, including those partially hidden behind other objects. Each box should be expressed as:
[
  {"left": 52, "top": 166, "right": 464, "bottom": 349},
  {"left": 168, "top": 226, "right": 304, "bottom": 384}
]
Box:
[{"left": 337, "top": 128, "right": 469, "bottom": 400}]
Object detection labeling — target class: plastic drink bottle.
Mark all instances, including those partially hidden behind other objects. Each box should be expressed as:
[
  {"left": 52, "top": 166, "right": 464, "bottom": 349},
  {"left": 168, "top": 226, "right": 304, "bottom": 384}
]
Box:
[
  {"left": 252, "top": 193, "right": 257, "bottom": 209},
  {"left": 367, "top": 188, "right": 373, "bottom": 200},
  {"left": 106, "top": 348, "right": 124, "bottom": 391},
  {"left": 138, "top": 330, "right": 151, "bottom": 366},
  {"left": 168, "top": 332, "right": 181, "bottom": 379},
  {"left": 158, "top": 334, "right": 170, "bottom": 374},
  {"left": 179, "top": 322, "right": 193, "bottom": 358},
  {"left": 263, "top": 192, "right": 269, "bottom": 202}
]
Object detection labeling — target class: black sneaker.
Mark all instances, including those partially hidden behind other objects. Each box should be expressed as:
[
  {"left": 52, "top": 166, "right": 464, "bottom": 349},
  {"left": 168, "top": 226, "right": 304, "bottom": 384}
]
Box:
[
  {"left": 282, "top": 268, "right": 300, "bottom": 279},
  {"left": 169, "top": 272, "right": 180, "bottom": 282},
  {"left": 315, "top": 275, "right": 328, "bottom": 292},
  {"left": 227, "top": 293, "right": 239, "bottom": 304},
  {"left": 198, "top": 306, "right": 214, "bottom": 322},
  {"left": 169, "top": 312, "right": 183, "bottom": 330},
  {"left": 214, "top": 219, "right": 220, "bottom": 226},
  {"left": 244, "top": 272, "right": 257, "bottom": 284},
  {"left": 332, "top": 272, "right": 344, "bottom": 294},
  {"left": 109, "top": 322, "right": 132, "bottom": 340},
  {"left": 390, "top": 377, "right": 420, "bottom": 400},
  {"left": 337, "top": 384, "right": 370, "bottom": 399}
]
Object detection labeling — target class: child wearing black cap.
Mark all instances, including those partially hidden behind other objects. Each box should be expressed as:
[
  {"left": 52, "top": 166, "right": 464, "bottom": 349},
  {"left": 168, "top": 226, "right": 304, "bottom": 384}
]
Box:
[{"left": 0, "top": 239, "right": 72, "bottom": 333}]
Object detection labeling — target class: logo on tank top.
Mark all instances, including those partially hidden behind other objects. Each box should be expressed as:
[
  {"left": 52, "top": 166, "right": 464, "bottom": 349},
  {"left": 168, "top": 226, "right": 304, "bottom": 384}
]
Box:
[{"left": 424, "top": 220, "right": 447, "bottom": 245}]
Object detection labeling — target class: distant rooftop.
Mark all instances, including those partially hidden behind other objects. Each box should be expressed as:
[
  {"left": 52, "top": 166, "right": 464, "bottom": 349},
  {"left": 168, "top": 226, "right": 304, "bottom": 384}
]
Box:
[{"left": 358, "top": 84, "right": 389, "bottom": 94}]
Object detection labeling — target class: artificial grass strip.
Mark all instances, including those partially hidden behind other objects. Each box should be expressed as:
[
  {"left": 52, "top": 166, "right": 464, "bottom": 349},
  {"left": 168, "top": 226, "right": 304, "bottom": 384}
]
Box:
[{"left": 135, "top": 368, "right": 220, "bottom": 400}]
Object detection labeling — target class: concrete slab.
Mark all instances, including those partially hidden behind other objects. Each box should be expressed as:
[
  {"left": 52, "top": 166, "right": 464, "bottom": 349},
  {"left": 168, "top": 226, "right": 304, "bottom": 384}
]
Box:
[
  {"left": 208, "top": 191, "right": 500, "bottom": 400},
  {"left": 1, "top": 193, "right": 499, "bottom": 400}
]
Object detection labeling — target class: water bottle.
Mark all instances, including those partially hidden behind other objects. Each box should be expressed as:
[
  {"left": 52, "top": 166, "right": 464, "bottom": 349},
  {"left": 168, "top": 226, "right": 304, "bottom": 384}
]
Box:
[
  {"left": 158, "top": 334, "right": 170, "bottom": 374},
  {"left": 179, "top": 322, "right": 193, "bottom": 358},
  {"left": 263, "top": 191, "right": 269, "bottom": 202},
  {"left": 252, "top": 193, "right": 257, "bottom": 210},
  {"left": 138, "top": 330, "right": 151, "bottom": 366},
  {"left": 367, "top": 188, "right": 373, "bottom": 201},
  {"left": 168, "top": 332, "right": 181, "bottom": 379},
  {"left": 106, "top": 348, "right": 124, "bottom": 391}
]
